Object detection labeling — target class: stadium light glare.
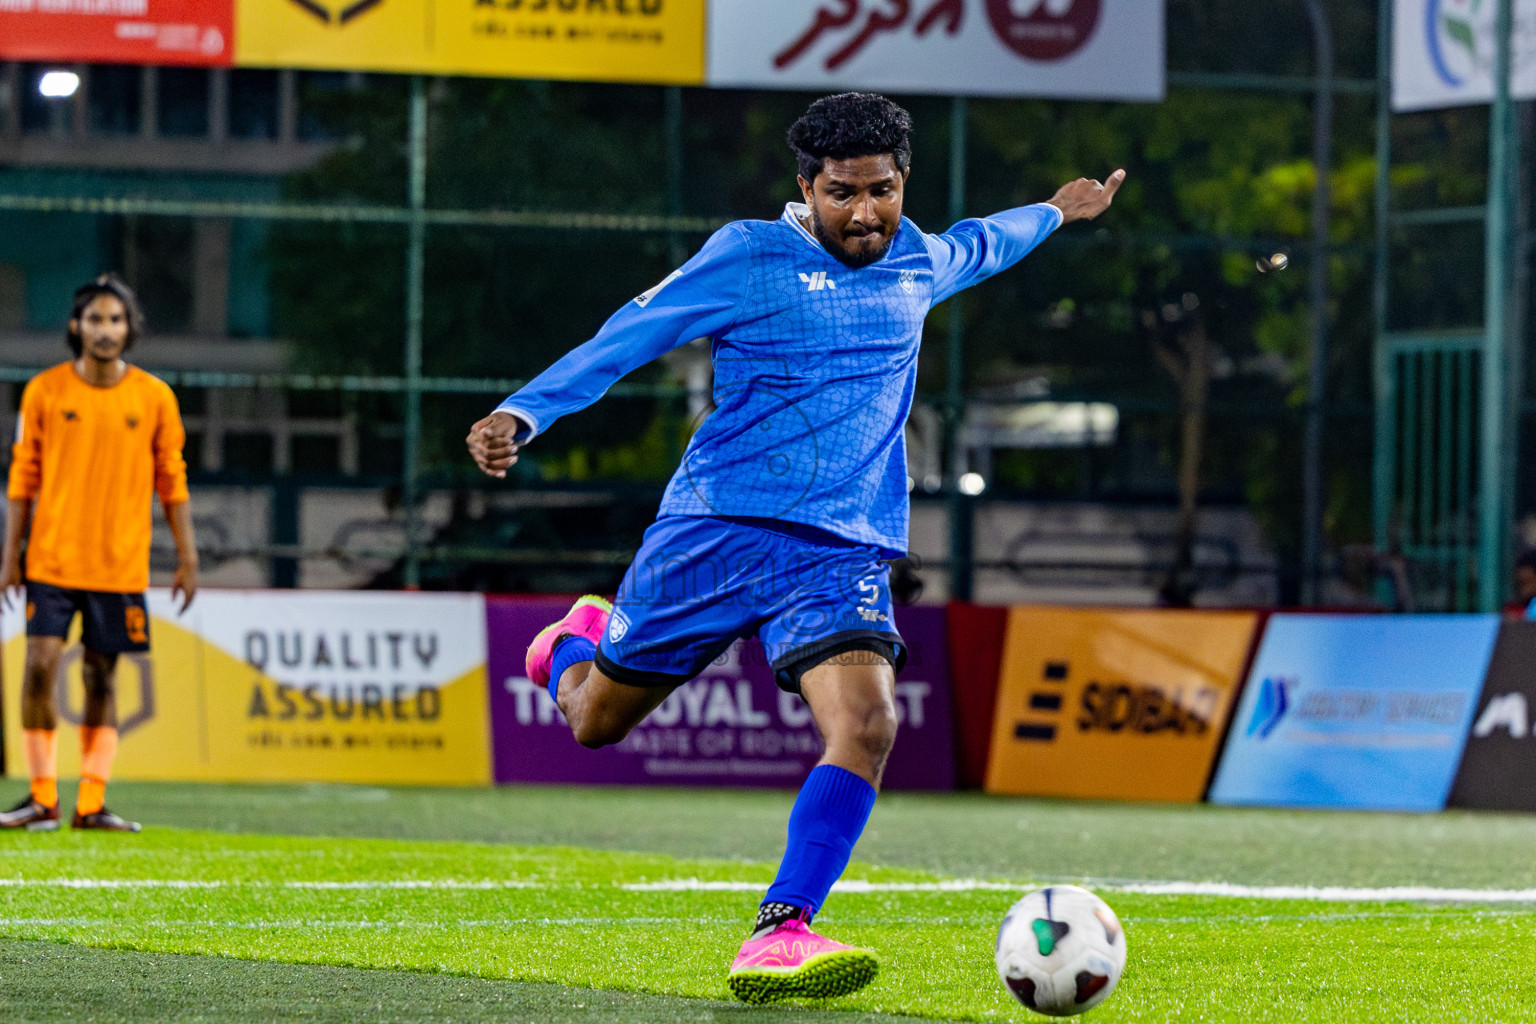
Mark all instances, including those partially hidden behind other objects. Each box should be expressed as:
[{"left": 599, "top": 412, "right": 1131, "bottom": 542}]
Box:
[
  {"left": 38, "top": 71, "right": 80, "bottom": 99},
  {"left": 958, "top": 472, "right": 986, "bottom": 496}
]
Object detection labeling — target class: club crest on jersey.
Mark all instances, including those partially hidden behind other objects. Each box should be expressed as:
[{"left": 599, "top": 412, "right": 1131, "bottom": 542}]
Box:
[
  {"left": 62, "top": 410, "right": 78, "bottom": 421},
  {"left": 126, "top": 415, "right": 139, "bottom": 429},
  {"left": 799, "top": 271, "right": 836, "bottom": 292},
  {"left": 899, "top": 270, "right": 919, "bottom": 294},
  {"left": 608, "top": 609, "right": 631, "bottom": 644}
]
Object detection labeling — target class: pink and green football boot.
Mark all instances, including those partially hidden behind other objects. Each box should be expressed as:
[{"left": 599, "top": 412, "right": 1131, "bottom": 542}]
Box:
[
  {"left": 726, "top": 917, "right": 878, "bottom": 1004},
  {"left": 525, "top": 595, "right": 613, "bottom": 689}
]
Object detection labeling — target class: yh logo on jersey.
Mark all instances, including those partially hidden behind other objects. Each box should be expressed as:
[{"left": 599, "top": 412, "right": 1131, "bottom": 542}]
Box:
[
  {"left": 899, "top": 270, "right": 918, "bottom": 294},
  {"left": 798, "top": 271, "right": 837, "bottom": 292}
]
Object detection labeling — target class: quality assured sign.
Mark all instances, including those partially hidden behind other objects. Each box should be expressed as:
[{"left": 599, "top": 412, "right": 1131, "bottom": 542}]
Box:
[
  {"left": 1209, "top": 614, "right": 1498, "bottom": 812},
  {"left": 0, "top": 0, "right": 233, "bottom": 65},
  {"left": 236, "top": 0, "right": 707, "bottom": 84},
  {"left": 1392, "top": 0, "right": 1536, "bottom": 111},
  {"left": 706, "top": 0, "right": 1164, "bottom": 100},
  {"left": 2, "top": 589, "right": 494, "bottom": 785},
  {"left": 984, "top": 606, "right": 1257, "bottom": 802}
]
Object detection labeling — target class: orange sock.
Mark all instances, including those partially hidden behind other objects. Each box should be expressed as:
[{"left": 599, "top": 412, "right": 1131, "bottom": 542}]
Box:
[
  {"left": 78, "top": 726, "right": 118, "bottom": 815},
  {"left": 30, "top": 776, "right": 57, "bottom": 808},
  {"left": 76, "top": 775, "right": 106, "bottom": 816},
  {"left": 24, "top": 729, "right": 58, "bottom": 807}
]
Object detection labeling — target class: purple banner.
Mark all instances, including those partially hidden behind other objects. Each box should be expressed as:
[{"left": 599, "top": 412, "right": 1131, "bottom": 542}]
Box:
[{"left": 487, "top": 597, "right": 955, "bottom": 790}]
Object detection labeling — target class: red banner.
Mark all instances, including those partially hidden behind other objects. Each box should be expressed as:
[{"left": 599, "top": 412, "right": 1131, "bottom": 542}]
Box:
[
  {"left": 946, "top": 602, "right": 1009, "bottom": 789},
  {"left": 0, "top": 2, "right": 233, "bottom": 66}
]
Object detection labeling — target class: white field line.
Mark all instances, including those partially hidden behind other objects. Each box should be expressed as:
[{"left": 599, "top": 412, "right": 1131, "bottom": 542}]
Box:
[
  {"left": 623, "top": 878, "right": 1015, "bottom": 893},
  {"left": 0, "top": 879, "right": 542, "bottom": 890},
  {"left": 0, "top": 917, "right": 723, "bottom": 929},
  {"left": 6, "top": 876, "right": 1536, "bottom": 904},
  {"left": 626, "top": 878, "right": 1536, "bottom": 903}
]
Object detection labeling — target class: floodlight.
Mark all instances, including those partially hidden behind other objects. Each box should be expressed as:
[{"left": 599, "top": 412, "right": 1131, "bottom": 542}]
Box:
[
  {"left": 38, "top": 71, "right": 80, "bottom": 99},
  {"left": 959, "top": 473, "right": 986, "bottom": 496}
]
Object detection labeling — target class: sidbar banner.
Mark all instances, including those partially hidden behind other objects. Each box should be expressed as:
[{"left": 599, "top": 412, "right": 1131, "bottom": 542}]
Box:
[
  {"left": 0, "top": 0, "right": 233, "bottom": 66},
  {"left": 983, "top": 607, "right": 1256, "bottom": 802},
  {"left": 2, "top": 589, "right": 493, "bottom": 785},
  {"left": 706, "top": 0, "right": 1164, "bottom": 100},
  {"left": 486, "top": 596, "right": 956, "bottom": 789},
  {"left": 1447, "top": 621, "right": 1536, "bottom": 811},
  {"left": 1209, "top": 614, "right": 1497, "bottom": 812},
  {"left": 235, "top": 0, "right": 706, "bottom": 85}
]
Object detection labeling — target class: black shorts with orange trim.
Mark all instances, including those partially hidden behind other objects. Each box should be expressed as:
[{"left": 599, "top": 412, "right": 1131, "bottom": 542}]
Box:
[{"left": 25, "top": 580, "right": 150, "bottom": 654}]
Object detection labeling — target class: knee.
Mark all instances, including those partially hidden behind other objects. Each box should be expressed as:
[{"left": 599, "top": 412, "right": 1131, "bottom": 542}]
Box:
[
  {"left": 22, "top": 661, "right": 54, "bottom": 701},
  {"left": 841, "top": 696, "right": 899, "bottom": 767},
  {"left": 569, "top": 714, "right": 630, "bottom": 750},
  {"left": 561, "top": 695, "right": 633, "bottom": 749},
  {"left": 82, "top": 668, "right": 114, "bottom": 702}
]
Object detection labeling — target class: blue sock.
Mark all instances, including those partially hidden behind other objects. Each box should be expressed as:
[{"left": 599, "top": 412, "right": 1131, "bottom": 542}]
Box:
[
  {"left": 548, "top": 635, "right": 595, "bottom": 702},
  {"left": 762, "top": 764, "right": 877, "bottom": 924}
]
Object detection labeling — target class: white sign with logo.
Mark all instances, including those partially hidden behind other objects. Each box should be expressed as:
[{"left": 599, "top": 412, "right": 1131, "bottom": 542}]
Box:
[
  {"left": 1393, "top": 0, "right": 1536, "bottom": 111},
  {"left": 705, "top": 0, "right": 1164, "bottom": 100}
]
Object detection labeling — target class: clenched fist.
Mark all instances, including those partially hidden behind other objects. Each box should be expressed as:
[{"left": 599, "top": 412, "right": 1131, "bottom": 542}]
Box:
[{"left": 467, "top": 410, "right": 527, "bottom": 479}]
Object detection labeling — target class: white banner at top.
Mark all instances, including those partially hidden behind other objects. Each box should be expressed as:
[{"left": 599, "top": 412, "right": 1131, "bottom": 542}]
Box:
[
  {"left": 705, "top": 0, "right": 1164, "bottom": 101},
  {"left": 1393, "top": 0, "right": 1536, "bottom": 111}
]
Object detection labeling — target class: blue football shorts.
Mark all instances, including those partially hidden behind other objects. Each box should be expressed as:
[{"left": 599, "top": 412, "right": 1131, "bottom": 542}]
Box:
[{"left": 595, "top": 515, "right": 906, "bottom": 693}]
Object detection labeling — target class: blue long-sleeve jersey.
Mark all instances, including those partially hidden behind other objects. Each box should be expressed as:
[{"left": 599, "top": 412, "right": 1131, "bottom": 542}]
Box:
[{"left": 497, "top": 201, "right": 1063, "bottom": 557}]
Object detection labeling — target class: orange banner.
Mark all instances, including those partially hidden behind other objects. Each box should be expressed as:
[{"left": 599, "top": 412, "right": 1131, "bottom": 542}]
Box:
[{"left": 984, "top": 607, "right": 1258, "bottom": 803}]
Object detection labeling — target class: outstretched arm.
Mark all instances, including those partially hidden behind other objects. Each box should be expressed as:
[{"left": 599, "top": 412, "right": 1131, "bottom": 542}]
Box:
[
  {"left": 468, "top": 224, "right": 748, "bottom": 478},
  {"left": 923, "top": 168, "right": 1127, "bottom": 306}
]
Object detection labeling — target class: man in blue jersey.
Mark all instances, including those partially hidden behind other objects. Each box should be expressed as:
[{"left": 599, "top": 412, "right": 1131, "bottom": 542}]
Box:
[{"left": 468, "top": 93, "right": 1122, "bottom": 1003}]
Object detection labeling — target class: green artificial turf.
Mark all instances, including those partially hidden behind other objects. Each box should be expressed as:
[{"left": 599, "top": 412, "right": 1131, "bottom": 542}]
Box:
[
  {"left": 0, "top": 822, "right": 1532, "bottom": 1023},
  {"left": 87, "top": 778, "right": 1536, "bottom": 887},
  {"left": 0, "top": 938, "right": 949, "bottom": 1024}
]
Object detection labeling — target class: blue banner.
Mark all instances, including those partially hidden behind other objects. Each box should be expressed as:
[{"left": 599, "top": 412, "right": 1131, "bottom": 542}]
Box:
[{"left": 1208, "top": 615, "right": 1499, "bottom": 811}]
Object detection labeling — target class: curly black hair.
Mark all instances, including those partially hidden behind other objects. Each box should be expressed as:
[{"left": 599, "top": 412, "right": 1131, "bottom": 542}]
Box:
[
  {"left": 67, "top": 273, "right": 144, "bottom": 357},
  {"left": 786, "top": 93, "right": 914, "bottom": 185}
]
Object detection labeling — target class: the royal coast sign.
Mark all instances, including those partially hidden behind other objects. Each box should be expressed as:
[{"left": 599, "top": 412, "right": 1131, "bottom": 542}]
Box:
[
  {"left": 983, "top": 606, "right": 1257, "bottom": 802},
  {"left": 0, "top": 1, "right": 1164, "bottom": 98}
]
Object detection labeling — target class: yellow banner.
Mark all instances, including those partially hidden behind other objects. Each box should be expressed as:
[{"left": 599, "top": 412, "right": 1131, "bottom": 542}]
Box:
[
  {"left": 3, "top": 590, "right": 491, "bottom": 786},
  {"left": 984, "top": 607, "right": 1258, "bottom": 803},
  {"left": 235, "top": 0, "right": 706, "bottom": 85}
]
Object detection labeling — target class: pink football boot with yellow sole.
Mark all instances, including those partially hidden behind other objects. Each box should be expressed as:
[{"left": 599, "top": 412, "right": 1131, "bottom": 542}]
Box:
[
  {"left": 525, "top": 595, "right": 612, "bottom": 689},
  {"left": 726, "top": 917, "right": 878, "bottom": 1004}
]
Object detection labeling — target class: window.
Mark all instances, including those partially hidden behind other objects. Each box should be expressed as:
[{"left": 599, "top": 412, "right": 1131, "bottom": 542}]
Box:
[
  {"left": 230, "top": 69, "right": 279, "bottom": 140},
  {"left": 19, "top": 64, "right": 63, "bottom": 134},
  {"left": 87, "top": 65, "right": 141, "bottom": 135},
  {"left": 158, "top": 67, "right": 209, "bottom": 137}
]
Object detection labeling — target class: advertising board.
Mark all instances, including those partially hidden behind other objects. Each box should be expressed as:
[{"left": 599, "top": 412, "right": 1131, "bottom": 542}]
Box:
[
  {"left": 1208, "top": 614, "right": 1497, "bottom": 812},
  {"left": 235, "top": 0, "right": 707, "bottom": 85},
  {"left": 1447, "top": 621, "right": 1536, "bottom": 811},
  {"left": 0, "top": 0, "right": 233, "bottom": 66},
  {"left": 487, "top": 597, "right": 955, "bottom": 790},
  {"left": 2, "top": 589, "right": 493, "bottom": 785},
  {"left": 1392, "top": 0, "right": 1536, "bottom": 111},
  {"left": 983, "top": 606, "right": 1256, "bottom": 802},
  {"left": 946, "top": 601, "right": 1008, "bottom": 788},
  {"left": 706, "top": 0, "right": 1164, "bottom": 100}
]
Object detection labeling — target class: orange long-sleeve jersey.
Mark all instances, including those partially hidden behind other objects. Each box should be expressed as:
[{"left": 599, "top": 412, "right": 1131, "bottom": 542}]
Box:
[{"left": 8, "top": 363, "right": 190, "bottom": 593}]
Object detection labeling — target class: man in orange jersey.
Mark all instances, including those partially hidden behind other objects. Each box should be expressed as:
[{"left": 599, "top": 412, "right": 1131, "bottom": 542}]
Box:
[{"left": 0, "top": 274, "right": 197, "bottom": 833}]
